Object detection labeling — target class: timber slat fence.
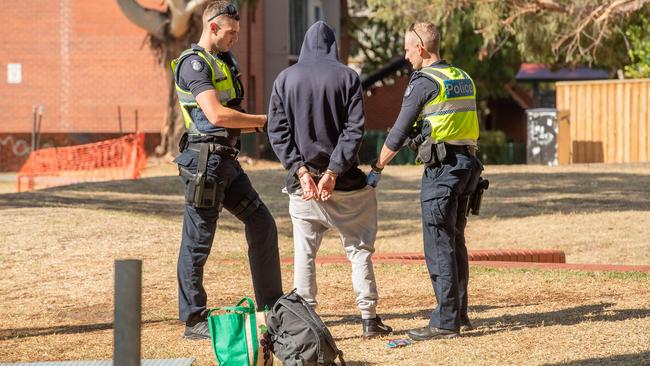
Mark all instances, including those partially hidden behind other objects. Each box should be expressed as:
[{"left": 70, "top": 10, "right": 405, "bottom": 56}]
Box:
[{"left": 556, "top": 79, "right": 650, "bottom": 164}]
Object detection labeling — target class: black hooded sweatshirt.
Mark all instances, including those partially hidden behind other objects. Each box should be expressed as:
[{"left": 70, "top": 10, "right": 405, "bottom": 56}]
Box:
[{"left": 268, "top": 21, "right": 366, "bottom": 193}]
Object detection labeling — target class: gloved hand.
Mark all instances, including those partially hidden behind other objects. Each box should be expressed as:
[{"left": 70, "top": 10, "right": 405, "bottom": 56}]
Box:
[{"left": 367, "top": 170, "right": 381, "bottom": 187}]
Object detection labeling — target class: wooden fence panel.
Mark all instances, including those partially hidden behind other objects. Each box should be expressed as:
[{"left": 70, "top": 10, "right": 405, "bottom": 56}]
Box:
[{"left": 556, "top": 79, "right": 650, "bottom": 164}]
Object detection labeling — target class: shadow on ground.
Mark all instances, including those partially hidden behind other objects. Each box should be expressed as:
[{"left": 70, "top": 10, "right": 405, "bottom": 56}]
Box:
[
  {"left": 324, "top": 302, "right": 650, "bottom": 341},
  {"left": 321, "top": 303, "right": 520, "bottom": 327},
  {"left": 544, "top": 351, "right": 650, "bottom": 365},
  {"left": 0, "top": 318, "right": 175, "bottom": 341},
  {"left": 2, "top": 170, "right": 649, "bottom": 224}
]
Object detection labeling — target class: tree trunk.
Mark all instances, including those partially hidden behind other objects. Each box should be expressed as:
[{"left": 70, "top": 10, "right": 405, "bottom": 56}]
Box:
[
  {"left": 156, "top": 65, "right": 184, "bottom": 158},
  {"left": 339, "top": 0, "right": 350, "bottom": 65},
  {"left": 153, "top": 16, "right": 203, "bottom": 158}
]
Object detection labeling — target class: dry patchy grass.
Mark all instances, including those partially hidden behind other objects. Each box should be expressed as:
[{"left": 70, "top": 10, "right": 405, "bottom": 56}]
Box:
[{"left": 1, "top": 161, "right": 649, "bottom": 365}]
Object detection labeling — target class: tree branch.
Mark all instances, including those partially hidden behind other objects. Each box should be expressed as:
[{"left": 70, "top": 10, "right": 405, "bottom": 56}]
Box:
[
  {"left": 116, "top": 0, "right": 169, "bottom": 39},
  {"left": 596, "top": 0, "right": 650, "bottom": 23},
  {"left": 168, "top": 0, "right": 210, "bottom": 38}
]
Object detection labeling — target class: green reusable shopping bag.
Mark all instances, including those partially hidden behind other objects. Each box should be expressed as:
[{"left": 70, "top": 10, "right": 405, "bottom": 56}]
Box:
[{"left": 208, "top": 297, "right": 259, "bottom": 366}]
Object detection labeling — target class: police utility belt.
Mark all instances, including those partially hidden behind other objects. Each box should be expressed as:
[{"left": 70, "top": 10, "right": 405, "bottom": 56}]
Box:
[
  {"left": 413, "top": 138, "right": 489, "bottom": 217},
  {"left": 177, "top": 136, "right": 239, "bottom": 209},
  {"left": 416, "top": 138, "right": 477, "bottom": 168}
]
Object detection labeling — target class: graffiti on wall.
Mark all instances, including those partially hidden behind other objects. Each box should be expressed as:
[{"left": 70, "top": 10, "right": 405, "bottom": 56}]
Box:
[
  {"left": 526, "top": 109, "right": 558, "bottom": 166},
  {"left": 0, "top": 135, "right": 30, "bottom": 157}
]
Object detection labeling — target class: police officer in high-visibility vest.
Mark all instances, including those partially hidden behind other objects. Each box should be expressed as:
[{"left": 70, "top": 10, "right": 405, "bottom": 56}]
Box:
[
  {"left": 367, "top": 22, "right": 484, "bottom": 340},
  {"left": 171, "top": 1, "right": 282, "bottom": 339}
]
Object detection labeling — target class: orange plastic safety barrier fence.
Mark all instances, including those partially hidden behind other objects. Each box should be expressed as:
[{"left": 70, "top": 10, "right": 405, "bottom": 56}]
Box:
[{"left": 17, "top": 133, "right": 147, "bottom": 192}]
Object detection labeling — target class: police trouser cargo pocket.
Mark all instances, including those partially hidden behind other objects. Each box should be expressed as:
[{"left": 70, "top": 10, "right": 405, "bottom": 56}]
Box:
[
  {"left": 417, "top": 139, "right": 448, "bottom": 168},
  {"left": 422, "top": 188, "right": 453, "bottom": 230}
]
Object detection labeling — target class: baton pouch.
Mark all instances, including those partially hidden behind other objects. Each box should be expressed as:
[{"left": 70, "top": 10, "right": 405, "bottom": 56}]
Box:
[
  {"left": 417, "top": 138, "right": 440, "bottom": 168},
  {"left": 435, "top": 142, "right": 447, "bottom": 163}
]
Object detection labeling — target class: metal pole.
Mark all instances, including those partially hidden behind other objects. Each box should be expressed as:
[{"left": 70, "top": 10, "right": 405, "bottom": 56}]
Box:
[
  {"left": 134, "top": 109, "right": 139, "bottom": 133},
  {"left": 118, "top": 106, "right": 123, "bottom": 135},
  {"left": 114, "top": 259, "right": 142, "bottom": 366},
  {"left": 35, "top": 105, "right": 44, "bottom": 150},
  {"left": 118, "top": 106, "right": 126, "bottom": 178},
  {"left": 31, "top": 105, "right": 37, "bottom": 153}
]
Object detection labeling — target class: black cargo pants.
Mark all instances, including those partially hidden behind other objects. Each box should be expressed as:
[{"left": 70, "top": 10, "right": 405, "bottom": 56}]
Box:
[
  {"left": 420, "top": 151, "right": 483, "bottom": 331},
  {"left": 175, "top": 149, "right": 283, "bottom": 322}
]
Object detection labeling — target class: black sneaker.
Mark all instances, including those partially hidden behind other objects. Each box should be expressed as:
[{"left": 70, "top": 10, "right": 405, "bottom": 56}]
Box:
[
  {"left": 183, "top": 320, "right": 210, "bottom": 340},
  {"left": 362, "top": 315, "right": 393, "bottom": 338},
  {"left": 407, "top": 326, "right": 459, "bottom": 341}
]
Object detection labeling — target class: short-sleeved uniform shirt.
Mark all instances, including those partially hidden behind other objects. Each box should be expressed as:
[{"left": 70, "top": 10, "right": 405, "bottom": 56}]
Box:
[{"left": 176, "top": 44, "right": 244, "bottom": 139}]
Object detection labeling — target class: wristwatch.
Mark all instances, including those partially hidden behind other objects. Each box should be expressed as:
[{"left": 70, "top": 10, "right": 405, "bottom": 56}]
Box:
[{"left": 371, "top": 160, "right": 384, "bottom": 174}]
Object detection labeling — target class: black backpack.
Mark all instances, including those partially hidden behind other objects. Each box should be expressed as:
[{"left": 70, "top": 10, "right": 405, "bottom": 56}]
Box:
[{"left": 266, "top": 290, "right": 346, "bottom": 366}]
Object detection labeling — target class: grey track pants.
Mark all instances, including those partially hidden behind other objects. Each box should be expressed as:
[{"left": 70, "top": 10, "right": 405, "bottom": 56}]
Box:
[{"left": 288, "top": 185, "right": 379, "bottom": 319}]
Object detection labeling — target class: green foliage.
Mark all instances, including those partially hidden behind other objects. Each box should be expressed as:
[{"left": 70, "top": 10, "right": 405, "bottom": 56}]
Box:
[
  {"left": 624, "top": 13, "right": 650, "bottom": 78},
  {"left": 367, "top": 0, "right": 642, "bottom": 66},
  {"left": 354, "top": 0, "right": 650, "bottom": 83},
  {"left": 349, "top": 0, "right": 521, "bottom": 98},
  {"left": 478, "top": 129, "right": 507, "bottom": 146},
  {"left": 440, "top": 14, "right": 519, "bottom": 99},
  {"left": 348, "top": 17, "right": 404, "bottom": 75}
]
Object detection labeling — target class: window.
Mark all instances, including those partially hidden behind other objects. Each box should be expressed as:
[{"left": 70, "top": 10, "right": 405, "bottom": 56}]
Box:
[
  {"left": 289, "top": 0, "right": 308, "bottom": 56},
  {"left": 289, "top": 0, "right": 324, "bottom": 58}
]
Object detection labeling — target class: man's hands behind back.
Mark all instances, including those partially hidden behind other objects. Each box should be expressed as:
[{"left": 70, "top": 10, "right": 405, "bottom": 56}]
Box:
[
  {"left": 299, "top": 171, "right": 319, "bottom": 201},
  {"left": 317, "top": 172, "right": 336, "bottom": 201},
  {"left": 297, "top": 167, "right": 337, "bottom": 201}
]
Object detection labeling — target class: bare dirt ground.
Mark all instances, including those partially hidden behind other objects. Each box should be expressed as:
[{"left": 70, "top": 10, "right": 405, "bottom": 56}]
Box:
[{"left": 1, "top": 161, "right": 649, "bottom": 365}]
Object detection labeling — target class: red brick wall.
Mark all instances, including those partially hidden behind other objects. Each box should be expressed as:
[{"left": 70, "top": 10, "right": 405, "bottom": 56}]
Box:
[
  {"left": 0, "top": 0, "right": 167, "bottom": 134},
  {"left": 363, "top": 76, "right": 410, "bottom": 131},
  {"left": 231, "top": 2, "right": 265, "bottom": 115},
  {"left": 0, "top": 1, "right": 266, "bottom": 170}
]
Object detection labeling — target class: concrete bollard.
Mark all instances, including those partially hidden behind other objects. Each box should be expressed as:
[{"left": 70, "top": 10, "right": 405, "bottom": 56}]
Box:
[{"left": 114, "top": 259, "right": 142, "bottom": 366}]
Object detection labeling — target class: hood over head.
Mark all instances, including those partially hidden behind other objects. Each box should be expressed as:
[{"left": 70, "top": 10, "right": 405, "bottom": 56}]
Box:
[{"left": 298, "top": 21, "right": 339, "bottom": 62}]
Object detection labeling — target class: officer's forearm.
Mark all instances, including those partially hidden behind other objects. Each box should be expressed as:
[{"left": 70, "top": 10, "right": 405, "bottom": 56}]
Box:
[
  {"left": 211, "top": 107, "right": 266, "bottom": 129},
  {"left": 196, "top": 90, "right": 266, "bottom": 128},
  {"left": 375, "top": 144, "right": 398, "bottom": 170}
]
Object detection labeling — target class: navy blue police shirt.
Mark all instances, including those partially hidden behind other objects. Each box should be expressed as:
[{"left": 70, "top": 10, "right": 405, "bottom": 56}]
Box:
[
  {"left": 177, "top": 45, "right": 216, "bottom": 100},
  {"left": 384, "top": 60, "right": 451, "bottom": 151},
  {"left": 177, "top": 44, "right": 244, "bottom": 142}
]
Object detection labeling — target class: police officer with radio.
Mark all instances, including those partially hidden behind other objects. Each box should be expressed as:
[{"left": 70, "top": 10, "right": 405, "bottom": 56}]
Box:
[
  {"left": 171, "top": 1, "right": 282, "bottom": 339},
  {"left": 367, "top": 22, "right": 485, "bottom": 340}
]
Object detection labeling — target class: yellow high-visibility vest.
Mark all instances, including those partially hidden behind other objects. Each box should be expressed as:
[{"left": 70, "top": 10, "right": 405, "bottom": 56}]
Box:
[
  {"left": 171, "top": 46, "right": 242, "bottom": 135},
  {"left": 416, "top": 65, "right": 479, "bottom": 143}
]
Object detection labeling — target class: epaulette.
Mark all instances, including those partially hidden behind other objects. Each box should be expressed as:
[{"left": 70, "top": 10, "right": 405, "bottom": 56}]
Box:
[{"left": 409, "top": 69, "right": 437, "bottom": 85}]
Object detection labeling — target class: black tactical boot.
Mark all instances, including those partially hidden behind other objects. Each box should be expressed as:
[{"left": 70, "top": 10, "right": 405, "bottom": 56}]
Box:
[
  {"left": 183, "top": 316, "right": 210, "bottom": 340},
  {"left": 407, "top": 326, "right": 459, "bottom": 341},
  {"left": 362, "top": 316, "right": 393, "bottom": 338},
  {"left": 460, "top": 318, "right": 474, "bottom": 332}
]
